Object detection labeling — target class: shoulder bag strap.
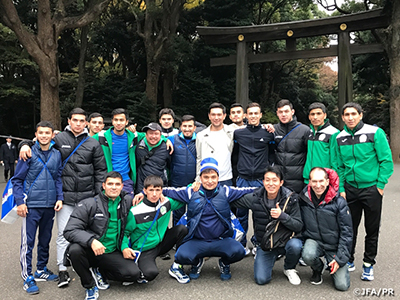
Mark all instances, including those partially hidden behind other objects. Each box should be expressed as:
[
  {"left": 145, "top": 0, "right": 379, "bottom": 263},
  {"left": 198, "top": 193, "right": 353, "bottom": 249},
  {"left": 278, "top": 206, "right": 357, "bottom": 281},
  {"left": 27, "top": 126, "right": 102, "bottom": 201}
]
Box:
[{"left": 62, "top": 136, "right": 90, "bottom": 168}]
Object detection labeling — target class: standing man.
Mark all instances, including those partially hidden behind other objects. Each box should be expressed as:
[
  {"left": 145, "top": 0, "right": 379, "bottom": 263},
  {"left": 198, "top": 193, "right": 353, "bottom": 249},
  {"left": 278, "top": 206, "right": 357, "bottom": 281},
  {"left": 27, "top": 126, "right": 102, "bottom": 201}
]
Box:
[
  {"left": 12, "top": 121, "right": 63, "bottom": 294},
  {"left": 93, "top": 108, "right": 136, "bottom": 194},
  {"left": 159, "top": 108, "right": 179, "bottom": 137},
  {"left": 0, "top": 136, "right": 18, "bottom": 181},
  {"left": 234, "top": 103, "right": 275, "bottom": 252},
  {"left": 196, "top": 103, "right": 235, "bottom": 185},
  {"left": 336, "top": 102, "right": 393, "bottom": 280},
  {"left": 300, "top": 167, "right": 352, "bottom": 291},
  {"left": 303, "top": 103, "right": 339, "bottom": 184},
  {"left": 64, "top": 172, "right": 138, "bottom": 300},
  {"left": 19, "top": 108, "right": 107, "bottom": 287},
  {"left": 135, "top": 123, "right": 171, "bottom": 193},
  {"left": 274, "top": 99, "right": 309, "bottom": 193},
  {"left": 168, "top": 115, "right": 197, "bottom": 226},
  {"left": 87, "top": 113, "right": 105, "bottom": 137}
]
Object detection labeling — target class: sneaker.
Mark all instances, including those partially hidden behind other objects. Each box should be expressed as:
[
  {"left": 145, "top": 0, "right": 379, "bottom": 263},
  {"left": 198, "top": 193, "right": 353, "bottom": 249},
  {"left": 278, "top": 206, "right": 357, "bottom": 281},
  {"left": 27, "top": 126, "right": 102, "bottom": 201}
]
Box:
[
  {"left": 347, "top": 262, "right": 355, "bottom": 272},
  {"left": 122, "top": 281, "right": 134, "bottom": 286},
  {"left": 310, "top": 269, "right": 323, "bottom": 285},
  {"left": 160, "top": 252, "right": 171, "bottom": 260},
  {"left": 298, "top": 257, "right": 307, "bottom": 266},
  {"left": 218, "top": 259, "right": 231, "bottom": 281},
  {"left": 283, "top": 269, "right": 301, "bottom": 285},
  {"left": 244, "top": 247, "right": 251, "bottom": 256},
  {"left": 23, "top": 276, "right": 39, "bottom": 295},
  {"left": 189, "top": 258, "right": 205, "bottom": 280},
  {"left": 58, "top": 270, "right": 70, "bottom": 288},
  {"left": 34, "top": 267, "right": 59, "bottom": 282},
  {"left": 89, "top": 267, "right": 110, "bottom": 290},
  {"left": 85, "top": 286, "right": 99, "bottom": 300},
  {"left": 169, "top": 265, "right": 190, "bottom": 284},
  {"left": 252, "top": 247, "right": 257, "bottom": 256},
  {"left": 361, "top": 263, "right": 374, "bottom": 281},
  {"left": 276, "top": 254, "right": 283, "bottom": 261},
  {"left": 136, "top": 278, "right": 148, "bottom": 284}
]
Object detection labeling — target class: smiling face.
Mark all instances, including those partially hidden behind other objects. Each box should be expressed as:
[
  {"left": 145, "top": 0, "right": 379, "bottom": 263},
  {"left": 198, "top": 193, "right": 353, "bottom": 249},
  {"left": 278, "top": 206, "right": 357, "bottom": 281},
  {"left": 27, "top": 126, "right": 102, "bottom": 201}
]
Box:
[
  {"left": 263, "top": 172, "right": 283, "bottom": 199},
  {"left": 112, "top": 114, "right": 128, "bottom": 135},
  {"left": 200, "top": 169, "right": 219, "bottom": 190},
  {"left": 276, "top": 105, "right": 294, "bottom": 124},
  {"left": 209, "top": 108, "right": 226, "bottom": 130},
  {"left": 309, "top": 108, "right": 326, "bottom": 129},
  {"left": 102, "top": 177, "right": 123, "bottom": 200},
  {"left": 143, "top": 185, "right": 163, "bottom": 203},
  {"left": 342, "top": 107, "right": 363, "bottom": 131},
  {"left": 35, "top": 127, "right": 54, "bottom": 147},
  {"left": 68, "top": 114, "right": 86, "bottom": 136},
  {"left": 246, "top": 107, "right": 262, "bottom": 126},
  {"left": 145, "top": 129, "right": 161, "bottom": 147},
  {"left": 180, "top": 120, "right": 196, "bottom": 138},
  {"left": 309, "top": 168, "right": 329, "bottom": 199},
  {"left": 159, "top": 114, "right": 174, "bottom": 130}
]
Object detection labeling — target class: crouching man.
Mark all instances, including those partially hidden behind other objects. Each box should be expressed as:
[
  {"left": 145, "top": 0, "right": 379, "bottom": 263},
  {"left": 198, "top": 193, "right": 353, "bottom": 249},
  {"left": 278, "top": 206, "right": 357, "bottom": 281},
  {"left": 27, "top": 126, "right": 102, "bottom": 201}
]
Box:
[
  {"left": 63, "top": 172, "right": 139, "bottom": 300},
  {"left": 299, "top": 167, "right": 352, "bottom": 291},
  {"left": 231, "top": 166, "right": 303, "bottom": 285},
  {"left": 122, "top": 175, "right": 189, "bottom": 284}
]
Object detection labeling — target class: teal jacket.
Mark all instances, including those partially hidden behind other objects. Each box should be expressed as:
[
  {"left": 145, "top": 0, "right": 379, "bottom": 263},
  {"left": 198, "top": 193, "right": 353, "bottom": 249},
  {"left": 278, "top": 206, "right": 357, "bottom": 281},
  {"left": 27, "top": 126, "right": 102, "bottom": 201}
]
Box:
[
  {"left": 303, "top": 120, "right": 339, "bottom": 183},
  {"left": 335, "top": 121, "right": 393, "bottom": 192}
]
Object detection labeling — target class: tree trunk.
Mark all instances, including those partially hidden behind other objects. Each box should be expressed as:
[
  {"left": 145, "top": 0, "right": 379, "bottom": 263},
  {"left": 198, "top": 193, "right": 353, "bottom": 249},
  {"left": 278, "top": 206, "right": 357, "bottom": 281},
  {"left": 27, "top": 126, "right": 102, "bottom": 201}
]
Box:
[
  {"left": 389, "top": 0, "right": 400, "bottom": 163},
  {"left": 163, "top": 67, "right": 174, "bottom": 107},
  {"left": 146, "top": 61, "right": 160, "bottom": 120},
  {"left": 75, "top": 25, "right": 90, "bottom": 108}
]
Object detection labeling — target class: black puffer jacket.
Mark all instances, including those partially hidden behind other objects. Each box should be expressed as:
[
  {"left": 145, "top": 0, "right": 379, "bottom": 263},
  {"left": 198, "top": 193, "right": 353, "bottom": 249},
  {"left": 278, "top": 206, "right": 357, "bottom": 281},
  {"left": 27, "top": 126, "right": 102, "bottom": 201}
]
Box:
[
  {"left": 274, "top": 117, "right": 309, "bottom": 193},
  {"left": 63, "top": 191, "right": 132, "bottom": 250},
  {"left": 299, "top": 169, "right": 353, "bottom": 267},
  {"left": 53, "top": 128, "right": 106, "bottom": 205},
  {"left": 232, "top": 185, "right": 303, "bottom": 245}
]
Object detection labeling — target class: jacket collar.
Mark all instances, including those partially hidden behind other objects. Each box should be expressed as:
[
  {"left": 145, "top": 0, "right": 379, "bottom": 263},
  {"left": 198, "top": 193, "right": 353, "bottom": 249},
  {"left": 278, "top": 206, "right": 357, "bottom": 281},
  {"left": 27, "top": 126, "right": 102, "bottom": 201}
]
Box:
[
  {"left": 305, "top": 168, "right": 339, "bottom": 205},
  {"left": 344, "top": 120, "right": 364, "bottom": 135}
]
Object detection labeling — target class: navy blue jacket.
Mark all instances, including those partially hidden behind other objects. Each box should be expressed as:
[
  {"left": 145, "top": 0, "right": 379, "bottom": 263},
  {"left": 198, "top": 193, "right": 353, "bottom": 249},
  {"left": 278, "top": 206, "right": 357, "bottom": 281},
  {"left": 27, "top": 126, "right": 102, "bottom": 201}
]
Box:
[
  {"left": 12, "top": 142, "right": 63, "bottom": 208},
  {"left": 168, "top": 132, "right": 197, "bottom": 187}
]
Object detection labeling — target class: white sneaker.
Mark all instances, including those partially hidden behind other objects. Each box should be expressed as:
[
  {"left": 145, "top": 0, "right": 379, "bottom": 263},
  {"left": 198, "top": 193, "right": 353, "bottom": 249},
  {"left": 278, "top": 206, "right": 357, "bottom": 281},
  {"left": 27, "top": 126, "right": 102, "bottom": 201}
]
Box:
[
  {"left": 252, "top": 247, "right": 257, "bottom": 256},
  {"left": 283, "top": 269, "right": 301, "bottom": 285},
  {"left": 244, "top": 247, "right": 251, "bottom": 256}
]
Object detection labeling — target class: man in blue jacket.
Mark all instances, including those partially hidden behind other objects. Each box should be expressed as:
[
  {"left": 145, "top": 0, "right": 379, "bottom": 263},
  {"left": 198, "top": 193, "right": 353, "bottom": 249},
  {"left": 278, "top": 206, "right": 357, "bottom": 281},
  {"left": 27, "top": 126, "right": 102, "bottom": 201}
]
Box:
[
  {"left": 299, "top": 167, "right": 352, "bottom": 291},
  {"left": 162, "top": 158, "right": 255, "bottom": 281},
  {"left": 12, "top": 121, "right": 63, "bottom": 295}
]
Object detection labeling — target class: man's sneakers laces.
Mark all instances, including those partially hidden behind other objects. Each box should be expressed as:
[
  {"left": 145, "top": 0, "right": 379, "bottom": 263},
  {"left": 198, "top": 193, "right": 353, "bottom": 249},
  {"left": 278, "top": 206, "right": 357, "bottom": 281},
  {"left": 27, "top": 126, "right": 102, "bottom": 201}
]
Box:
[
  {"left": 85, "top": 286, "right": 99, "bottom": 300},
  {"left": 283, "top": 269, "right": 301, "bottom": 285},
  {"left": 23, "top": 276, "right": 39, "bottom": 295},
  {"left": 347, "top": 261, "right": 355, "bottom": 272},
  {"left": 34, "top": 267, "right": 59, "bottom": 282},
  {"left": 218, "top": 259, "right": 231, "bottom": 281},
  {"left": 89, "top": 267, "right": 110, "bottom": 290},
  {"left": 169, "top": 263, "right": 190, "bottom": 283},
  {"left": 58, "top": 270, "right": 71, "bottom": 287},
  {"left": 310, "top": 269, "right": 323, "bottom": 285},
  {"left": 361, "top": 263, "right": 374, "bottom": 281},
  {"left": 189, "top": 258, "right": 205, "bottom": 280}
]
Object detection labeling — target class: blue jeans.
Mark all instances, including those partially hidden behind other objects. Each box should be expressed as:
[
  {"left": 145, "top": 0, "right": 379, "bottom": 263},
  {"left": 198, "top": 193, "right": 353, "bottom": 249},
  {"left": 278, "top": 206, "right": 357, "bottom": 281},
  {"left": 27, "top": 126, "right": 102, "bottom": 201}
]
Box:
[
  {"left": 302, "top": 239, "right": 350, "bottom": 291},
  {"left": 254, "top": 238, "right": 302, "bottom": 285},
  {"left": 236, "top": 177, "right": 263, "bottom": 247}
]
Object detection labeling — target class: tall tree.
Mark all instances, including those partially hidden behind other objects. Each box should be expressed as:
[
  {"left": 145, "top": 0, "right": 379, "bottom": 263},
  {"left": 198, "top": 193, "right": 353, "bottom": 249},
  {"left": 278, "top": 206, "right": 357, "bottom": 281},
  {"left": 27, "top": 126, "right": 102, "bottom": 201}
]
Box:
[{"left": 0, "top": 0, "right": 112, "bottom": 129}]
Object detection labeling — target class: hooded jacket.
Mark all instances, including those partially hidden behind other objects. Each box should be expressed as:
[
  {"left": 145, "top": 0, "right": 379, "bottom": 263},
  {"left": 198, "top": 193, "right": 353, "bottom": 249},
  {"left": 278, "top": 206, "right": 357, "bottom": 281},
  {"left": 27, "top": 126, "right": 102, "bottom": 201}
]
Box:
[{"left": 299, "top": 168, "right": 353, "bottom": 267}]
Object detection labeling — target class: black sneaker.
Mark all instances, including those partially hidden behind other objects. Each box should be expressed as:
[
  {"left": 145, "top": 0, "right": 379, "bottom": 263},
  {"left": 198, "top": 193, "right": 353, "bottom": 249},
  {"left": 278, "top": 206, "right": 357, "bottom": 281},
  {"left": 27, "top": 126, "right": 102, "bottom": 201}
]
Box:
[
  {"left": 310, "top": 269, "right": 323, "bottom": 285},
  {"left": 160, "top": 252, "right": 171, "bottom": 260},
  {"left": 58, "top": 271, "right": 70, "bottom": 288}
]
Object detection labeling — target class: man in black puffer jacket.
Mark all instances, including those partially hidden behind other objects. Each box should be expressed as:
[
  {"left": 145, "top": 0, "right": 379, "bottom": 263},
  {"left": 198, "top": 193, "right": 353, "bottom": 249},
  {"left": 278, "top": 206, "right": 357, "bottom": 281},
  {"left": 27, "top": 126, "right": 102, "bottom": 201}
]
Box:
[
  {"left": 273, "top": 99, "right": 309, "bottom": 193},
  {"left": 19, "top": 108, "right": 107, "bottom": 287},
  {"left": 64, "top": 172, "right": 139, "bottom": 299},
  {"left": 299, "top": 167, "right": 352, "bottom": 291}
]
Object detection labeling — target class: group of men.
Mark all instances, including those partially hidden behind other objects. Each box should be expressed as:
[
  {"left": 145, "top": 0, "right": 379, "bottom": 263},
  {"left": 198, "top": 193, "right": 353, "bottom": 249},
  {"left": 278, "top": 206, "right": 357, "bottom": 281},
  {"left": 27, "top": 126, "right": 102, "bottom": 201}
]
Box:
[{"left": 9, "top": 99, "right": 393, "bottom": 300}]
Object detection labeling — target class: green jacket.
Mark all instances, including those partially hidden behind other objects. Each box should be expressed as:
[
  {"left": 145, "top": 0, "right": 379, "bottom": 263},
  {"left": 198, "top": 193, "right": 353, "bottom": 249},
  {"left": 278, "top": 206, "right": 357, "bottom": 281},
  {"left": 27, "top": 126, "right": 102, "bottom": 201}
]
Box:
[
  {"left": 335, "top": 121, "right": 393, "bottom": 192},
  {"left": 303, "top": 120, "right": 339, "bottom": 183},
  {"left": 93, "top": 128, "right": 168, "bottom": 184},
  {"left": 121, "top": 196, "right": 184, "bottom": 252}
]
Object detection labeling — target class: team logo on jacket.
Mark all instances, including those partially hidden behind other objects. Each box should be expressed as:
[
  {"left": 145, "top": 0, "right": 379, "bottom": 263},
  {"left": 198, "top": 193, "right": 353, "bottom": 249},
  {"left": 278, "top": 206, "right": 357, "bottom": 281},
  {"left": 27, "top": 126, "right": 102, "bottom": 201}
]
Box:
[
  {"left": 319, "top": 134, "right": 326, "bottom": 141},
  {"left": 359, "top": 134, "right": 367, "bottom": 143},
  {"left": 160, "top": 206, "right": 167, "bottom": 215}
]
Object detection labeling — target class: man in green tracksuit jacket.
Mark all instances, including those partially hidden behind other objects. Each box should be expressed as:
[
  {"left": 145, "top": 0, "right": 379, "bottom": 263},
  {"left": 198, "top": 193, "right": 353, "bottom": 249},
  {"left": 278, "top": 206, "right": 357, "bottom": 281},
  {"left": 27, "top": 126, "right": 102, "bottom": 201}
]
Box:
[
  {"left": 335, "top": 102, "right": 393, "bottom": 281},
  {"left": 122, "top": 175, "right": 189, "bottom": 284},
  {"left": 93, "top": 108, "right": 171, "bottom": 194},
  {"left": 303, "top": 102, "right": 339, "bottom": 184}
]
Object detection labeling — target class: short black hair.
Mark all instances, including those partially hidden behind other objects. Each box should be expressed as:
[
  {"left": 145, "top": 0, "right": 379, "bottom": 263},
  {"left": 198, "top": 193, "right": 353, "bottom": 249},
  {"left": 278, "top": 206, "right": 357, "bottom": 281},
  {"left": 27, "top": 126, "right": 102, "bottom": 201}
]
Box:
[
  {"left": 341, "top": 102, "right": 363, "bottom": 115},
  {"left": 69, "top": 108, "right": 87, "bottom": 120},
  {"left": 144, "top": 175, "right": 164, "bottom": 188},
  {"left": 104, "top": 171, "right": 123, "bottom": 182},
  {"left": 246, "top": 102, "right": 261, "bottom": 112},
  {"left": 208, "top": 102, "right": 226, "bottom": 114},
  {"left": 181, "top": 115, "right": 195, "bottom": 123},
  {"left": 36, "top": 121, "right": 54, "bottom": 132},
  {"left": 308, "top": 102, "right": 326, "bottom": 114},
  {"left": 88, "top": 112, "right": 103, "bottom": 122},
  {"left": 111, "top": 108, "right": 129, "bottom": 120},
  {"left": 159, "top": 108, "right": 176, "bottom": 120},
  {"left": 276, "top": 99, "right": 293, "bottom": 110},
  {"left": 263, "top": 165, "right": 284, "bottom": 181},
  {"left": 309, "top": 167, "right": 329, "bottom": 180},
  {"left": 230, "top": 103, "right": 243, "bottom": 112}
]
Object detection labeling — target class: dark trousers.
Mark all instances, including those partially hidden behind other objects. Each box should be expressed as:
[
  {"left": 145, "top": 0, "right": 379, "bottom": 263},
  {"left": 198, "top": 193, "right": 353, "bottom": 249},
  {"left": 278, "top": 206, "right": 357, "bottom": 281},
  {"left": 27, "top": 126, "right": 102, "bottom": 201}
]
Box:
[
  {"left": 345, "top": 183, "right": 383, "bottom": 265},
  {"left": 137, "top": 224, "right": 188, "bottom": 281},
  {"left": 4, "top": 161, "right": 15, "bottom": 179},
  {"left": 68, "top": 244, "right": 140, "bottom": 289}
]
